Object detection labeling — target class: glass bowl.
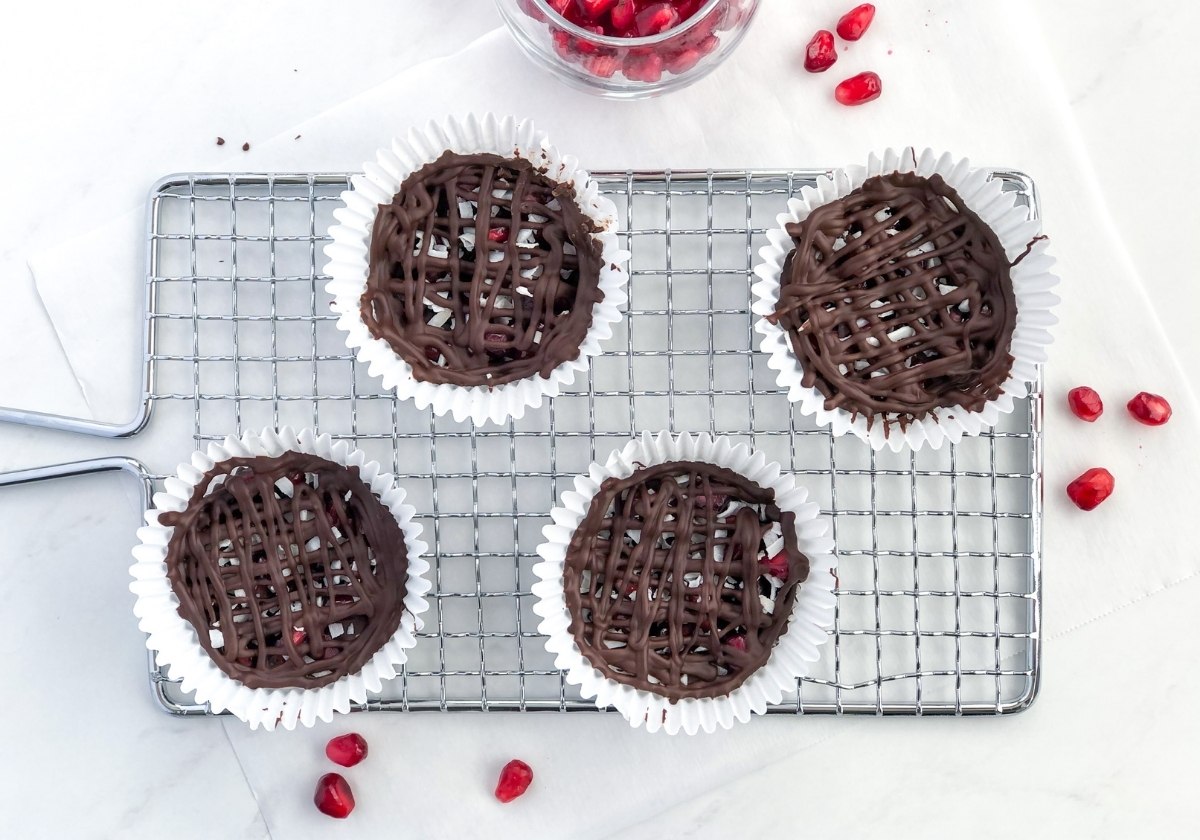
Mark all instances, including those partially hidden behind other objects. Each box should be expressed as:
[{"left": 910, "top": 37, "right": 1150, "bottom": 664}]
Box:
[{"left": 494, "top": 0, "right": 761, "bottom": 99}]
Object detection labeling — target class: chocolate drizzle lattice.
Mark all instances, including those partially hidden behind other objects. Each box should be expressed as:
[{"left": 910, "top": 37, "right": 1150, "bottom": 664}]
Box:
[
  {"left": 563, "top": 462, "right": 810, "bottom": 701},
  {"left": 773, "top": 172, "right": 1017, "bottom": 422},
  {"left": 161, "top": 452, "right": 409, "bottom": 690},
  {"left": 362, "top": 151, "right": 604, "bottom": 388}
]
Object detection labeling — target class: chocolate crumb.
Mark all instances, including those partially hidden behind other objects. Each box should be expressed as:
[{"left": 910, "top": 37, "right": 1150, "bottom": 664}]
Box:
[
  {"left": 216, "top": 137, "right": 225, "bottom": 146},
  {"left": 242, "top": 142, "right": 250, "bottom": 152},
  {"left": 295, "top": 134, "right": 301, "bottom": 140}
]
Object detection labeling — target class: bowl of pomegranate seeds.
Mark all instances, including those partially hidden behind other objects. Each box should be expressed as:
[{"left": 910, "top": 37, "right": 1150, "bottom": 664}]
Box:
[{"left": 497, "top": 0, "right": 760, "bottom": 97}]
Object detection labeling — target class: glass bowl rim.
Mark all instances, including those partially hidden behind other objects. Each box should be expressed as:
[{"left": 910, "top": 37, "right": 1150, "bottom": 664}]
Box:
[{"left": 520, "top": 0, "right": 732, "bottom": 48}]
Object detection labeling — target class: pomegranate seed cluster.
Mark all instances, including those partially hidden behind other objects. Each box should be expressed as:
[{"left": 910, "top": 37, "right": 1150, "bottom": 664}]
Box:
[
  {"left": 1063, "top": 387, "right": 1173, "bottom": 511},
  {"left": 801, "top": 4, "right": 883, "bottom": 105},
  {"left": 519, "top": 0, "right": 754, "bottom": 83}
]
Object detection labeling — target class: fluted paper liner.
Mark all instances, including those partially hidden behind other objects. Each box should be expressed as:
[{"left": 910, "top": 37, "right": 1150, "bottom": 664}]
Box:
[
  {"left": 752, "top": 148, "right": 1060, "bottom": 451},
  {"left": 323, "top": 113, "right": 629, "bottom": 426},
  {"left": 532, "top": 431, "right": 837, "bottom": 734},
  {"left": 129, "top": 428, "right": 431, "bottom": 731}
]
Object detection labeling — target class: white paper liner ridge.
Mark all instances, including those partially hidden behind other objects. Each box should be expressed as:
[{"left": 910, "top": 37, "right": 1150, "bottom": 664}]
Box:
[
  {"left": 323, "top": 113, "right": 630, "bottom": 426},
  {"left": 129, "top": 427, "right": 431, "bottom": 731},
  {"left": 531, "top": 431, "right": 838, "bottom": 735},
  {"left": 751, "top": 147, "right": 1061, "bottom": 452}
]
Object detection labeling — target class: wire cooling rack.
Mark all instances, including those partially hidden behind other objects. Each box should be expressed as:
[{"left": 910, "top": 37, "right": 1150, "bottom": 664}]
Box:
[{"left": 144, "top": 168, "right": 1042, "bottom": 716}]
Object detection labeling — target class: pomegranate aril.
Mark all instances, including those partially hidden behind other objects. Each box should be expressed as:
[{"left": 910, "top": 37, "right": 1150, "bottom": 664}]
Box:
[
  {"left": 578, "top": 0, "right": 618, "bottom": 21},
  {"left": 546, "top": 0, "right": 573, "bottom": 15},
  {"left": 551, "top": 29, "right": 575, "bottom": 61},
  {"left": 495, "top": 759, "right": 534, "bottom": 803},
  {"left": 1066, "top": 467, "right": 1115, "bottom": 511},
  {"left": 727, "top": 634, "right": 748, "bottom": 651},
  {"left": 325, "top": 733, "right": 368, "bottom": 768},
  {"left": 760, "top": 550, "right": 790, "bottom": 581},
  {"left": 566, "top": 23, "right": 608, "bottom": 55},
  {"left": 518, "top": 0, "right": 547, "bottom": 23},
  {"left": 665, "top": 47, "right": 703, "bottom": 74},
  {"left": 623, "top": 50, "right": 664, "bottom": 82},
  {"left": 836, "top": 3, "right": 876, "bottom": 41},
  {"left": 636, "top": 3, "right": 681, "bottom": 37},
  {"left": 1067, "top": 386, "right": 1103, "bottom": 422},
  {"left": 314, "top": 773, "right": 355, "bottom": 819},
  {"left": 803, "top": 29, "right": 838, "bottom": 73},
  {"left": 487, "top": 226, "right": 510, "bottom": 243},
  {"left": 695, "top": 492, "right": 728, "bottom": 510},
  {"left": 834, "top": 71, "right": 882, "bottom": 105},
  {"left": 582, "top": 53, "right": 621, "bottom": 78},
  {"left": 610, "top": 0, "right": 637, "bottom": 34},
  {"left": 1127, "top": 392, "right": 1172, "bottom": 426}
]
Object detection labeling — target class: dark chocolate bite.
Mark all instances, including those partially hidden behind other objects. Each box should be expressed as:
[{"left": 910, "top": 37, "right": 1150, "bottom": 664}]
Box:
[
  {"left": 362, "top": 151, "right": 604, "bottom": 388},
  {"left": 772, "top": 172, "right": 1017, "bottom": 423},
  {"left": 161, "top": 452, "right": 408, "bottom": 690},
  {"left": 563, "top": 462, "right": 810, "bottom": 702}
]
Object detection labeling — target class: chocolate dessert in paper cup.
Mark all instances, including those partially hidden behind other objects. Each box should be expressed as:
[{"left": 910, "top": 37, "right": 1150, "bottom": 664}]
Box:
[
  {"left": 751, "top": 148, "right": 1060, "bottom": 451},
  {"left": 532, "top": 431, "right": 837, "bottom": 734},
  {"left": 323, "top": 113, "right": 629, "bottom": 426},
  {"left": 129, "top": 427, "right": 430, "bottom": 731}
]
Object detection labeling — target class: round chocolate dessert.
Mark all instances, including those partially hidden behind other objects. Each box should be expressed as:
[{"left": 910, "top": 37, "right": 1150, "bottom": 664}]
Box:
[
  {"left": 362, "top": 150, "right": 604, "bottom": 388},
  {"left": 563, "top": 461, "right": 810, "bottom": 701},
  {"left": 161, "top": 452, "right": 409, "bottom": 690},
  {"left": 772, "top": 172, "right": 1017, "bottom": 423}
]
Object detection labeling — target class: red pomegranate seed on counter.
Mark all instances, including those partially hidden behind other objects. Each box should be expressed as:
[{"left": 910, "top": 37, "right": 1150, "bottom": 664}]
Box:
[
  {"left": 314, "top": 773, "right": 355, "bottom": 819},
  {"left": 1066, "top": 468, "right": 1115, "bottom": 511},
  {"left": 326, "top": 733, "right": 369, "bottom": 768},
  {"left": 836, "top": 3, "right": 876, "bottom": 41},
  {"left": 804, "top": 29, "right": 838, "bottom": 72},
  {"left": 1126, "top": 392, "right": 1172, "bottom": 426},
  {"left": 834, "top": 71, "right": 882, "bottom": 105},
  {"left": 1067, "top": 386, "right": 1103, "bottom": 422},
  {"left": 495, "top": 759, "right": 534, "bottom": 803}
]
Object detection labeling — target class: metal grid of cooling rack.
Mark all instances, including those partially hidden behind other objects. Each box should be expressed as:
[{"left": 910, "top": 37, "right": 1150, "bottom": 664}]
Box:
[{"left": 143, "top": 168, "right": 1042, "bottom": 716}]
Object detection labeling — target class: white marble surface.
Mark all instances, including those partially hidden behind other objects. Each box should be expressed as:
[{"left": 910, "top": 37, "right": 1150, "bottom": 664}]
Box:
[{"left": 1, "top": 1, "right": 1198, "bottom": 837}]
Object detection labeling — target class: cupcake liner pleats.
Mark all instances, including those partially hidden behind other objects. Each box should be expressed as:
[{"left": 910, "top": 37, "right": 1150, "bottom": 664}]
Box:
[
  {"left": 751, "top": 148, "right": 1060, "bottom": 451},
  {"left": 323, "top": 114, "right": 630, "bottom": 426},
  {"left": 129, "top": 427, "right": 431, "bottom": 731},
  {"left": 532, "top": 431, "right": 838, "bottom": 734}
]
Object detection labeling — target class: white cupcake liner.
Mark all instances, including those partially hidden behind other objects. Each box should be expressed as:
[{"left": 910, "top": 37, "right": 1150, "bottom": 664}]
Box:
[
  {"left": 751, "top": 147, "right": 1060, "bottom": 452},
  {"left": 532, "top": 431, "right": 838, "bottom": 735},
  {"left": 323, "top": 113, "right": 630, "bottom": 426},
  {"left": 129, "top": 427, "right": 431, "bottom": 731}
]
